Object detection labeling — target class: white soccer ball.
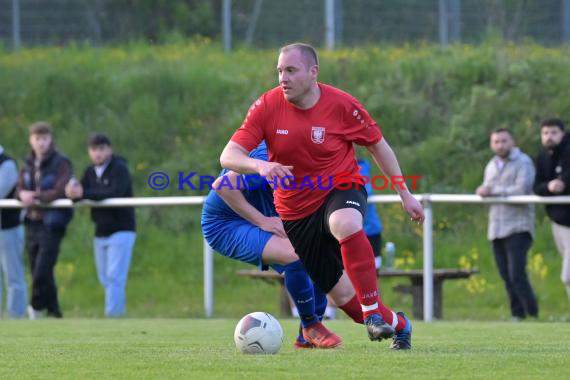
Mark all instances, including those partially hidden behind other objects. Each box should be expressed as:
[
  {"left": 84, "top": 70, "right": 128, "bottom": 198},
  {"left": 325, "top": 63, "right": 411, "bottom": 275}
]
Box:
[{"left": 234, "top": 312, "right": 283, "bottom": 354}]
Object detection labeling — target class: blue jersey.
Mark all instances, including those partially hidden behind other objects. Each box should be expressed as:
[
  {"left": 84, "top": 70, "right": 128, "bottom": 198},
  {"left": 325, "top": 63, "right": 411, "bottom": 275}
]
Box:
[
  {"left": 202, "top": 141, "right": 277, "bottom": 223},
  {"left": 358, "top": 159, "right": 383, "bottom": 236}
]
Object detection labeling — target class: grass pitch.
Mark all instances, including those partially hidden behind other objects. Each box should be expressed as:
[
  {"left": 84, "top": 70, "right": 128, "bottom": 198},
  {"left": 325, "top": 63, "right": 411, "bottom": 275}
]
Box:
[{"left": 0, "top": 319, "right": 568, "bottom": 379}]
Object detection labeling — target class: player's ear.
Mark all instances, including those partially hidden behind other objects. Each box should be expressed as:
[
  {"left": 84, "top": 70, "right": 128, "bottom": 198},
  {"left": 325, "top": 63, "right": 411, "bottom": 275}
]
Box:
[{"left": 310, "top": 64, "right": 319, "bottom": 78}]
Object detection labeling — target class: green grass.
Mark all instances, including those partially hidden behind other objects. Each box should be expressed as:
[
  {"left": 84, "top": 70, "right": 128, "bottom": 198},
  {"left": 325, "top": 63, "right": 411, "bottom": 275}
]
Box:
[{"left": 0, "top": 319, "right": 568, "bottom": 379}]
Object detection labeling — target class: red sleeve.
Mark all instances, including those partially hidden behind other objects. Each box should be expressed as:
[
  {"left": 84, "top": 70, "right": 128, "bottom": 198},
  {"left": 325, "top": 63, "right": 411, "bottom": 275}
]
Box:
[
  {"left": 342, "top": 96, "right": 382, "bottom": 146},
  {"left": 230, "top": 95, "right": 266, "bottom": 152}
]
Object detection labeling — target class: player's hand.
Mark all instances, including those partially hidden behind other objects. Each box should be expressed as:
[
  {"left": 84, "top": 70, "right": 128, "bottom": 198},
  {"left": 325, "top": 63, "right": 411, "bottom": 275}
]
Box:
[
  {"left": 256, "top": 161, "right": 294, "bottom": 188},
  {"left": 19, "top": 190, "right": 36, "bottom": 207},
  {"left": 476, "top": 185, "right": 492, "bottom": 197},
  {"left": 259, "top": 217, "right": 288, "bottom": 239},
  {"left": 65, "top": 179, "right": 83, "bottom": 199},
  {"left": 548, "top": 179, "right": 565, "bottom": 194},
  {"left": 401, "top": 192, "right": 424, "bottom": 224}
]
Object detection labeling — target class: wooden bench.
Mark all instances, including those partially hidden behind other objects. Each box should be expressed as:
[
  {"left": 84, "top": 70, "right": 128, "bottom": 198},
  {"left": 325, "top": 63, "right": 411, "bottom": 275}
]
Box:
[
  {"left": 236, "top": 268, "right": 479, "bottom": 320},
  {"left": 377, "top": 268, "right": 479, "bottom": 319}
]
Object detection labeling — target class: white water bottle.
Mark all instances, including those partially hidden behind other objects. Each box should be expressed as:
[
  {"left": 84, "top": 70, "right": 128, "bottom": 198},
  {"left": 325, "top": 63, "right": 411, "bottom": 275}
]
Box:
[{"left": 385, "top": 242, "right": 396, "bottom": 270}]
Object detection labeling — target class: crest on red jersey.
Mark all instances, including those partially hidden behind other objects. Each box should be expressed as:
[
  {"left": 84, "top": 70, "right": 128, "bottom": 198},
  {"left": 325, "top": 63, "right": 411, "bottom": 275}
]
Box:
[{"left": 311, "top": 126, "right": 326, "bottom": 144}]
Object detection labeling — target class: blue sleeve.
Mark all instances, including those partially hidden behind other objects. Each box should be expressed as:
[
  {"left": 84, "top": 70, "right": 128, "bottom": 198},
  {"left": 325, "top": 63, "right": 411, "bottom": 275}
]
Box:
[
  {"left": 248, "top": 141, "right": 268, "bottom": 161},
  {"left": 358, "top": 159, "right": 374, "bottom": 196}
]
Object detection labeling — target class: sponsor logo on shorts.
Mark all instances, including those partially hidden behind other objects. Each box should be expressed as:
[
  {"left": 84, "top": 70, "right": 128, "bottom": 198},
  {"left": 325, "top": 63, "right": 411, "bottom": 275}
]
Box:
[
  {"left": 276, "top": 129, "right": 289, "bottom": 135},
  {"left": 346, "top": 200, "right": 360, "bottom": 207}
]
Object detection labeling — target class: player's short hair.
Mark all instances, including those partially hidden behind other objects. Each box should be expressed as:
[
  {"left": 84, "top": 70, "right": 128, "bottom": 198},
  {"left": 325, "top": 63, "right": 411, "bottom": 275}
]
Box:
[
  {"left": 88, "top": 133, "right": 112, "bottom": 147},
  {"left": 28, "top": 121, "right": 53, "bottom": 136},
  {"left": 279, "top": 42, "right": 319, "bottom": 68},
  {"left": 540, "top": 118, "right": 565, "bottom": 131},
  {"left": 491, "top": 127, "right": 513, "bottom": 137}
]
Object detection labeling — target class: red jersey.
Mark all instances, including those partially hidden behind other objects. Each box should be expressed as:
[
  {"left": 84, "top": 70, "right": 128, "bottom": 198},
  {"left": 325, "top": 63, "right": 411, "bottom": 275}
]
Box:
[{"left": 230, "top": 83, "right": 383, "bottom": 220}]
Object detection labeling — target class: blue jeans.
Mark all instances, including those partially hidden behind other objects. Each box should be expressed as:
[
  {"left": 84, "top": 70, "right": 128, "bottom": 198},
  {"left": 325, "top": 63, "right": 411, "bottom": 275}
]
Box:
[
  {"left": 0, "top": 225, "right": 27, "bottom": 318},
  {"left": 94, "top": 231, "right": 136, "bottom": 317}
]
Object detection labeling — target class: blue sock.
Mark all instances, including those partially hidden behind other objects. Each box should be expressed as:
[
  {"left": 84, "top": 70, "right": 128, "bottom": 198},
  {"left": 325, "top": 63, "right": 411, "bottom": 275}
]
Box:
[
  {"left": 313, "top": 283, "right": 328, "bottom": 321},
  {"left": 283, "top": 260, "right": 318, "bottom": 328}
]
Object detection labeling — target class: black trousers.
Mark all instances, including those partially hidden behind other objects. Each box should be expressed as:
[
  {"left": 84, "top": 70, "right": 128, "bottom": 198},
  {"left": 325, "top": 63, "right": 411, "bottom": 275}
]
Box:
[
  {"left": 492, "top": 232, "right": 538, "bottom": 318},
  {"left": 26, "top": 221, "right": 66, "bottom": 317}
]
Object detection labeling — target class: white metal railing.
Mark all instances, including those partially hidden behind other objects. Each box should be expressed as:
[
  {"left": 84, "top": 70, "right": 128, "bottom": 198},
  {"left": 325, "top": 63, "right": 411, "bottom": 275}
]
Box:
[{"left": 2, "top": 194, "right": 570, "bottom": 321}]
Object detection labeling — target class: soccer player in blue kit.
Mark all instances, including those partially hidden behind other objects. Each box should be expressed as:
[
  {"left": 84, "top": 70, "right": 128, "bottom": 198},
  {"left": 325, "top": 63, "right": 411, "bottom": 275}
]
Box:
[{"left": 201, "top": 141, "right": 342, "bottom": 349}]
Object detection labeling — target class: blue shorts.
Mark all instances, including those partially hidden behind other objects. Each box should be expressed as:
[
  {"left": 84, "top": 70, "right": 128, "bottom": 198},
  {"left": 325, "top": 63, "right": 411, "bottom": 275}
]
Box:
[{"left": 202, "top": 217, "right": 284, "bottom": 273}]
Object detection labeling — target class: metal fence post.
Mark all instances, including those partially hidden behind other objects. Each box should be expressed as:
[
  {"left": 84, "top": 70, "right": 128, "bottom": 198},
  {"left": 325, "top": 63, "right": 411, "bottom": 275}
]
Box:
[
  {"left": 12, "top": 0, "right": 21, "bottom": 50},
  {"left": 335, "top": 0, "right": 343, "bottom": 45},
  {"left": 422, "top": 195, "right": 434, "bottom": 321},
  {"left": 449, "top": 0, "right": 461, "bottom": 43},
  {"left": 563, "top": 0, "right": 570, "bottom": 42},
  {"left": 204, "top": 238, "right": 214, "bottom": 318},
  {"left": 325, "top": 0, "right": 335, "bottom": 49},
  {"left": 439, "top": 0, "right": 449, "bottom": 46},
  {"left": 245, "top": 0, "right": 264, "bottom": 46},
  {"left": 222, "top": 0, "right": 232, "bottom": 53}
]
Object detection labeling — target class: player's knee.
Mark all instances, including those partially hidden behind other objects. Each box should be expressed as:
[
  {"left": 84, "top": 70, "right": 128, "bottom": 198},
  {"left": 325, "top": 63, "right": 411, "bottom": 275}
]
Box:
[
  {"left": 269, "top": 246, "right": 299, "bottom": 265},
  {"left": 329, "top": 218, "right": 361, "bottom": 240},
  {"left": 281, "top": 249, "right": 300, "bottom": 264},
  {"left": 329, "top": 208, "right": 363, "bottom": 239},
  {"left": 262, "top": 236, "right": 300, "bottom": 265}
]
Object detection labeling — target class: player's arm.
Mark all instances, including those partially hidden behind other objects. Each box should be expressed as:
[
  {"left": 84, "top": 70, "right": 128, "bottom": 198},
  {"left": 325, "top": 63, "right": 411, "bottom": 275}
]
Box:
[
  {"left": 220, "top": 141, "right": 293, "bottom": 184},
  {"left": 212, "top": 171, "right": 287, "bottom": 238},
  {"left": 366, "top": 138, "right": 425, "bottom": 223},
  {"left": 220, "top": 141, "right": 261, "bottom": 174}
]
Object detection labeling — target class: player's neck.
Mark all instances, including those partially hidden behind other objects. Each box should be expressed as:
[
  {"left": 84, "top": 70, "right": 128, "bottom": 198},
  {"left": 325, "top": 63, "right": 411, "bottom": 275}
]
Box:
[{"left": 292, "top": 83, "right": 321, "bottom": 110}]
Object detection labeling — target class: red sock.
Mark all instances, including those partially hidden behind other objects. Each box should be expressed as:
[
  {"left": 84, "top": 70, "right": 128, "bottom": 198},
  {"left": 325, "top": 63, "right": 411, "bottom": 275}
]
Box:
[
  {"left": 338, "top": 295, "right": 363, "bottom": 324},
  {"left": 338, "top": 295, "right": 406, "bottom": 331},
  {"left": 339, "top": 230, "right": 380, "bottom": 319},
  {"left": 340, "top": 229, "right": 406, "bottom": 330},
  {"left": 377, "top": 298, "right": 406, "bottom": 331}
]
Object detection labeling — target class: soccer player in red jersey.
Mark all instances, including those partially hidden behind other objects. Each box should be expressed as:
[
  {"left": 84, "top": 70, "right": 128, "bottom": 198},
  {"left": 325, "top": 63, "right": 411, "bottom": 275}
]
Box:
[{"left": 220, "top": 43, "right": 424, "bottom": 349}]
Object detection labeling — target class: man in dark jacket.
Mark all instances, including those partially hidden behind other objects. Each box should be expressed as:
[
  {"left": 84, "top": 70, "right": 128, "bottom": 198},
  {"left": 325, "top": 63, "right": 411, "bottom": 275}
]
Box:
[
  {"left": 66, "top": 134, "right": 136, "bottom": 317},
  {"left": 17, "top": 122, "right": 73, "bottom": 318},
  {"left": 533, "top": 118, "right": 570, "bottom": 304}
]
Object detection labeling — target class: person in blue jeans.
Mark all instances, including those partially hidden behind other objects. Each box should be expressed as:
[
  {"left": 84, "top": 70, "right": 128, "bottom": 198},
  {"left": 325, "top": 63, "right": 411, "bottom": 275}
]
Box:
[
  {"left": 66, "top": 134, "right": 136, "bottom": 317},
  {"left": 0, "top": 145, "right": 28, "bottom": 318}
]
